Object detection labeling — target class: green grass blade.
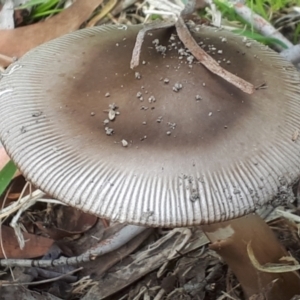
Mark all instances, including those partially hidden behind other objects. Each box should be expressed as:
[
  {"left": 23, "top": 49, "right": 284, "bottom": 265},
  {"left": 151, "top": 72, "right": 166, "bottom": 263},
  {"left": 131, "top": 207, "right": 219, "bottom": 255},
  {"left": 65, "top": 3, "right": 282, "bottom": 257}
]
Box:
[
  {"left": 32, "top": 8, "right": 63, "bottom": 18},
  {"left": 34, "top": 0, "right": 60, "bottom": 14},
  {"left": 19, "top": 0, "right": 49, "bottom": 9},
  {"left": 232, "top": 29, "right": 289, "bottom": 49},
  {"left": 0, "top": 160, "right": 17, "bottom": 197}
]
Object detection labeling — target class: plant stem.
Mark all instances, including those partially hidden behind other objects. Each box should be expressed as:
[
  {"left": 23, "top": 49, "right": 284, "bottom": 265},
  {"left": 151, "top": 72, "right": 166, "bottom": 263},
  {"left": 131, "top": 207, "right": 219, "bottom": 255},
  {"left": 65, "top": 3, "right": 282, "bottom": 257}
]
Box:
[{"left": 202, "top": 213, "right": 300, "bottom": 299}]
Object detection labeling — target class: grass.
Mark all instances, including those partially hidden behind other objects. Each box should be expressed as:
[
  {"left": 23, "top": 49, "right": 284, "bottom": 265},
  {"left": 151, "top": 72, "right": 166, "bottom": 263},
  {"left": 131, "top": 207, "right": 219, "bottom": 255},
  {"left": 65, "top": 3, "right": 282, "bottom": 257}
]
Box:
[
  {"left": 16, "top": 0, "right": 300, "bottom": 46},
  {"left": 209, "top": 0, "right": 300, "bottom": 47},
  {"left": 0, "top": 160, "right": 17, "bottom": 197},
  {"left": 19, "top": 0, "right": 63, "bottom": 19}
]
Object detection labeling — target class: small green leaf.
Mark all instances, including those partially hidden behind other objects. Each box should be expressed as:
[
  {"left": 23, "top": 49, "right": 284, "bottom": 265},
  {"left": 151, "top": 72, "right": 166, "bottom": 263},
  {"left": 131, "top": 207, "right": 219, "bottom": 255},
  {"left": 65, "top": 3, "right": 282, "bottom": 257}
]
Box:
[
  {"left": 0, "top": 160, "right": 17, "bottom": 197},
  {"left": 34, "top": 0, "right": 60, "bottom": 14},
  {"left": 232, "top": 29, "right": 289, "bottom": 49},
  {"left": 32, "top": 9, "right": 63, "bottom": 18}
]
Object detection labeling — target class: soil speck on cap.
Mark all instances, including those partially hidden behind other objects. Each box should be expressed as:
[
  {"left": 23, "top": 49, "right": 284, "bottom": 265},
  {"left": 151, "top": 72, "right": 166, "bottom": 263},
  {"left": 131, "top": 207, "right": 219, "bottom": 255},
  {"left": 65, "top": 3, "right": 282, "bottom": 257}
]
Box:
[
  {"left": 135, "top": 72, "right": 141, "bottom": 80},
  {"left": 105, "top": 92, "right": 110, "bottom": 97},
  {"left": 167, "top": 122, "right": 176, "bottom": 130},
  {"left": 157, "top": 116, "right": 163, "bottom": 123},
  {"left": 90, "top": 112, "right": 95, "bottom": 116},
  {"left": 109, "top": 103, "right": 118, "bottom": 110},
  {"left": 32, "top": 110, "right": 43, "bottom": 117},
  {"left": 190, "top": 192, "right": 200, "bottom": 202},
  {"left": 187, "top": 55, "right": 194, "bottom": 64},
  {"left": 105, "top": 127, "right": 114, "bottom": 136},
  {"left": 292, "top": 129, "right": 299, "bottom": 142},
  {"left": 109, "top": 110, "right": 116, "bottom": 121},
  {"left": 164, "top": 78, "right": 169, "bottom": 84},
  {"left": 172, "top": 83, "right": 183, "bottom": 92},
  {"left": 166, "top": 131, "right": 171, "bottom": 135},
  {"left": 156, "top": 45, "right": 167, "bottom": 54},
  {"left": 121, "top": 139, "right": 128, "bottom": 147},
  {"left": 148, "top": 95, "right": 156, "bottom": 103},
  {"left": 195, "top": 95, "right": 202, "bottom": 101}
]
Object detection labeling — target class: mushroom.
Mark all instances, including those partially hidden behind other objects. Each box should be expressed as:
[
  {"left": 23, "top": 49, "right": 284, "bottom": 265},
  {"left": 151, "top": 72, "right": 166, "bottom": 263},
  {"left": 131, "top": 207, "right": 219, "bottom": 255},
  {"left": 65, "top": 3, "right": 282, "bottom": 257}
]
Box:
[{"left": 1, "top": 24, "right": 300, "bottom": 298}]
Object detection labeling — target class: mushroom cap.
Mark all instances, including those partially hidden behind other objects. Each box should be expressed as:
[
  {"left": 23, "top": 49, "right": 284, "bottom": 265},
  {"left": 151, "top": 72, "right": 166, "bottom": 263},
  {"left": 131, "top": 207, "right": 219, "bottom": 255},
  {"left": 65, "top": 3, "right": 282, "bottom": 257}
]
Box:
[{"left": 1, "top": 25, "right": 300, "bottom": 227}]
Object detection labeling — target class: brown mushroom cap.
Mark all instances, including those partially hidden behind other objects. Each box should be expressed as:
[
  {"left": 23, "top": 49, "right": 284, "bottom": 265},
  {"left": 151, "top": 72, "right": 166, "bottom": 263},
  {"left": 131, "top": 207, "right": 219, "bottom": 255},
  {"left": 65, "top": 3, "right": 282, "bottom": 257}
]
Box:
[{"left": 1, "top": 25, "right": 300, "bottom": 226}]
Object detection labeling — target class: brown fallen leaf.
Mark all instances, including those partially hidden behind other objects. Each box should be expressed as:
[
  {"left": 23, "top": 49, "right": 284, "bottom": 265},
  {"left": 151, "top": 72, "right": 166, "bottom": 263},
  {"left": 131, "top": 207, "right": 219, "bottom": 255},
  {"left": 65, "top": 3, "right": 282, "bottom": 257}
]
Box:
[
  {"left": 0, "top": 0, "right": 104, "bottom": 64},
  {"left": 0, "top": 225, "right": 54, "bottom": 258},
  {"left": 35, "top": 206, "right": 97, "bottom": 240}
]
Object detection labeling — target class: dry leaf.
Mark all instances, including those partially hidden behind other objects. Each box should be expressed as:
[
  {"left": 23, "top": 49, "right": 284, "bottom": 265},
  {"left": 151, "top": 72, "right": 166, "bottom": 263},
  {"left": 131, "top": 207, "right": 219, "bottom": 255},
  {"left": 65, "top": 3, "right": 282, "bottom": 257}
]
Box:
[
  {"left": 247, "top": 242, "right": 300, "bottom": 273},
  {"left": 0, "top": 225, "right": 54, "bottom": 258},
  {"left": 0, "top": 0, "right": 104, "bottom": 63},
  {"left": 56, "top": 206, "right": 97, "bottom": 234},
  {"left": 35, "top": 206, "right": 97, "bottom": 240}
]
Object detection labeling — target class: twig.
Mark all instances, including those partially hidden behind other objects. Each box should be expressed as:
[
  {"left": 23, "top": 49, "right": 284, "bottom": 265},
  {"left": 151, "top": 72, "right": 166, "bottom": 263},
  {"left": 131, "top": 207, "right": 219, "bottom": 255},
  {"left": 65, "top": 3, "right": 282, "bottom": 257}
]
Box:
[
  {"left": 0, "top": 189, "right": 45, "bottom": 220},
  {"left": 145, "top": 0, "right": 183, "bottom": 15},
  {"left": 157, "top": 228, "right": 192, "bottom": 278},
  {"left": 131, "top": 1, "right": 254, "bottom": 94},
  {"left": 0, "top": 225, "right": 147, "bottom": 267},
  {"left": 175, "top": 16, "right": 254, "bottom": 94},
  {"left": 276, "top": 208, "right": 300, "bottom": 223},
  {"left": 130, "top": 20, "right": 175, "bottom": 68},
  {"left": 86, "top": 0, "right": 118, "bottom": 27},
  {"left": 230, "top": 1, "right": 293, "bottom": 50},
  {"left": 10, "top": 197, "right": 38, "bottom": 249}
]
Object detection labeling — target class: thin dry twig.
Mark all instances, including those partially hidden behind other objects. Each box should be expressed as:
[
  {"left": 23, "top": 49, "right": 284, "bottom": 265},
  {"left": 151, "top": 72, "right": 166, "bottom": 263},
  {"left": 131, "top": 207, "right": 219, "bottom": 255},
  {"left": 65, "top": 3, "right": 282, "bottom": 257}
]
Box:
[
  {"left": 247, "top": 242, "right": 300, "bottom": 273},
  {"left": 175, "top": 17, "right": 254, "bottom": 94},
  {"left": 230, "top": 1, "right": 293, "bottom": 50},
  {"left": 130, "top": 14, "right": 254, "bottom": 94},
  {"left": 130, "top": 20, "right": 175, "bottom": 68},
  {"left": 0, "top": 225, "right": 147, "bottom": 267}
]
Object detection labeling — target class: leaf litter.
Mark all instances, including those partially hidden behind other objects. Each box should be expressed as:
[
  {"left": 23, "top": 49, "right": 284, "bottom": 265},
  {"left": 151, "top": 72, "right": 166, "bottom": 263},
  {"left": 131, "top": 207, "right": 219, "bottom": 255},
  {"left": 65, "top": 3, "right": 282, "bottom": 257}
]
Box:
[
  {"left": 0, "top": 0, "right": 105, "bottom": 66},
  {"left": 1, "top": 0, "right": 300, "bottom": 299}
]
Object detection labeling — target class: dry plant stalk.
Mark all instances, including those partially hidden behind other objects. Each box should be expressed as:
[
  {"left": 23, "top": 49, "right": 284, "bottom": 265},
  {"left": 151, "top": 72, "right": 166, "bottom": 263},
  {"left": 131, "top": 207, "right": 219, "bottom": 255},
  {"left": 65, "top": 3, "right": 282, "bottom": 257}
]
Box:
[
  {"left": 247, "top": 242, "right": 300, "bottom": 273},
  {"left": 130, "top": 16, "right": 254, "bottom": 94},
  {"left": 130, "top": 20, "right": 175, "bottom": 69},
  {"left": 175, "top": 17, "right": 254, "bottom": 94}
]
